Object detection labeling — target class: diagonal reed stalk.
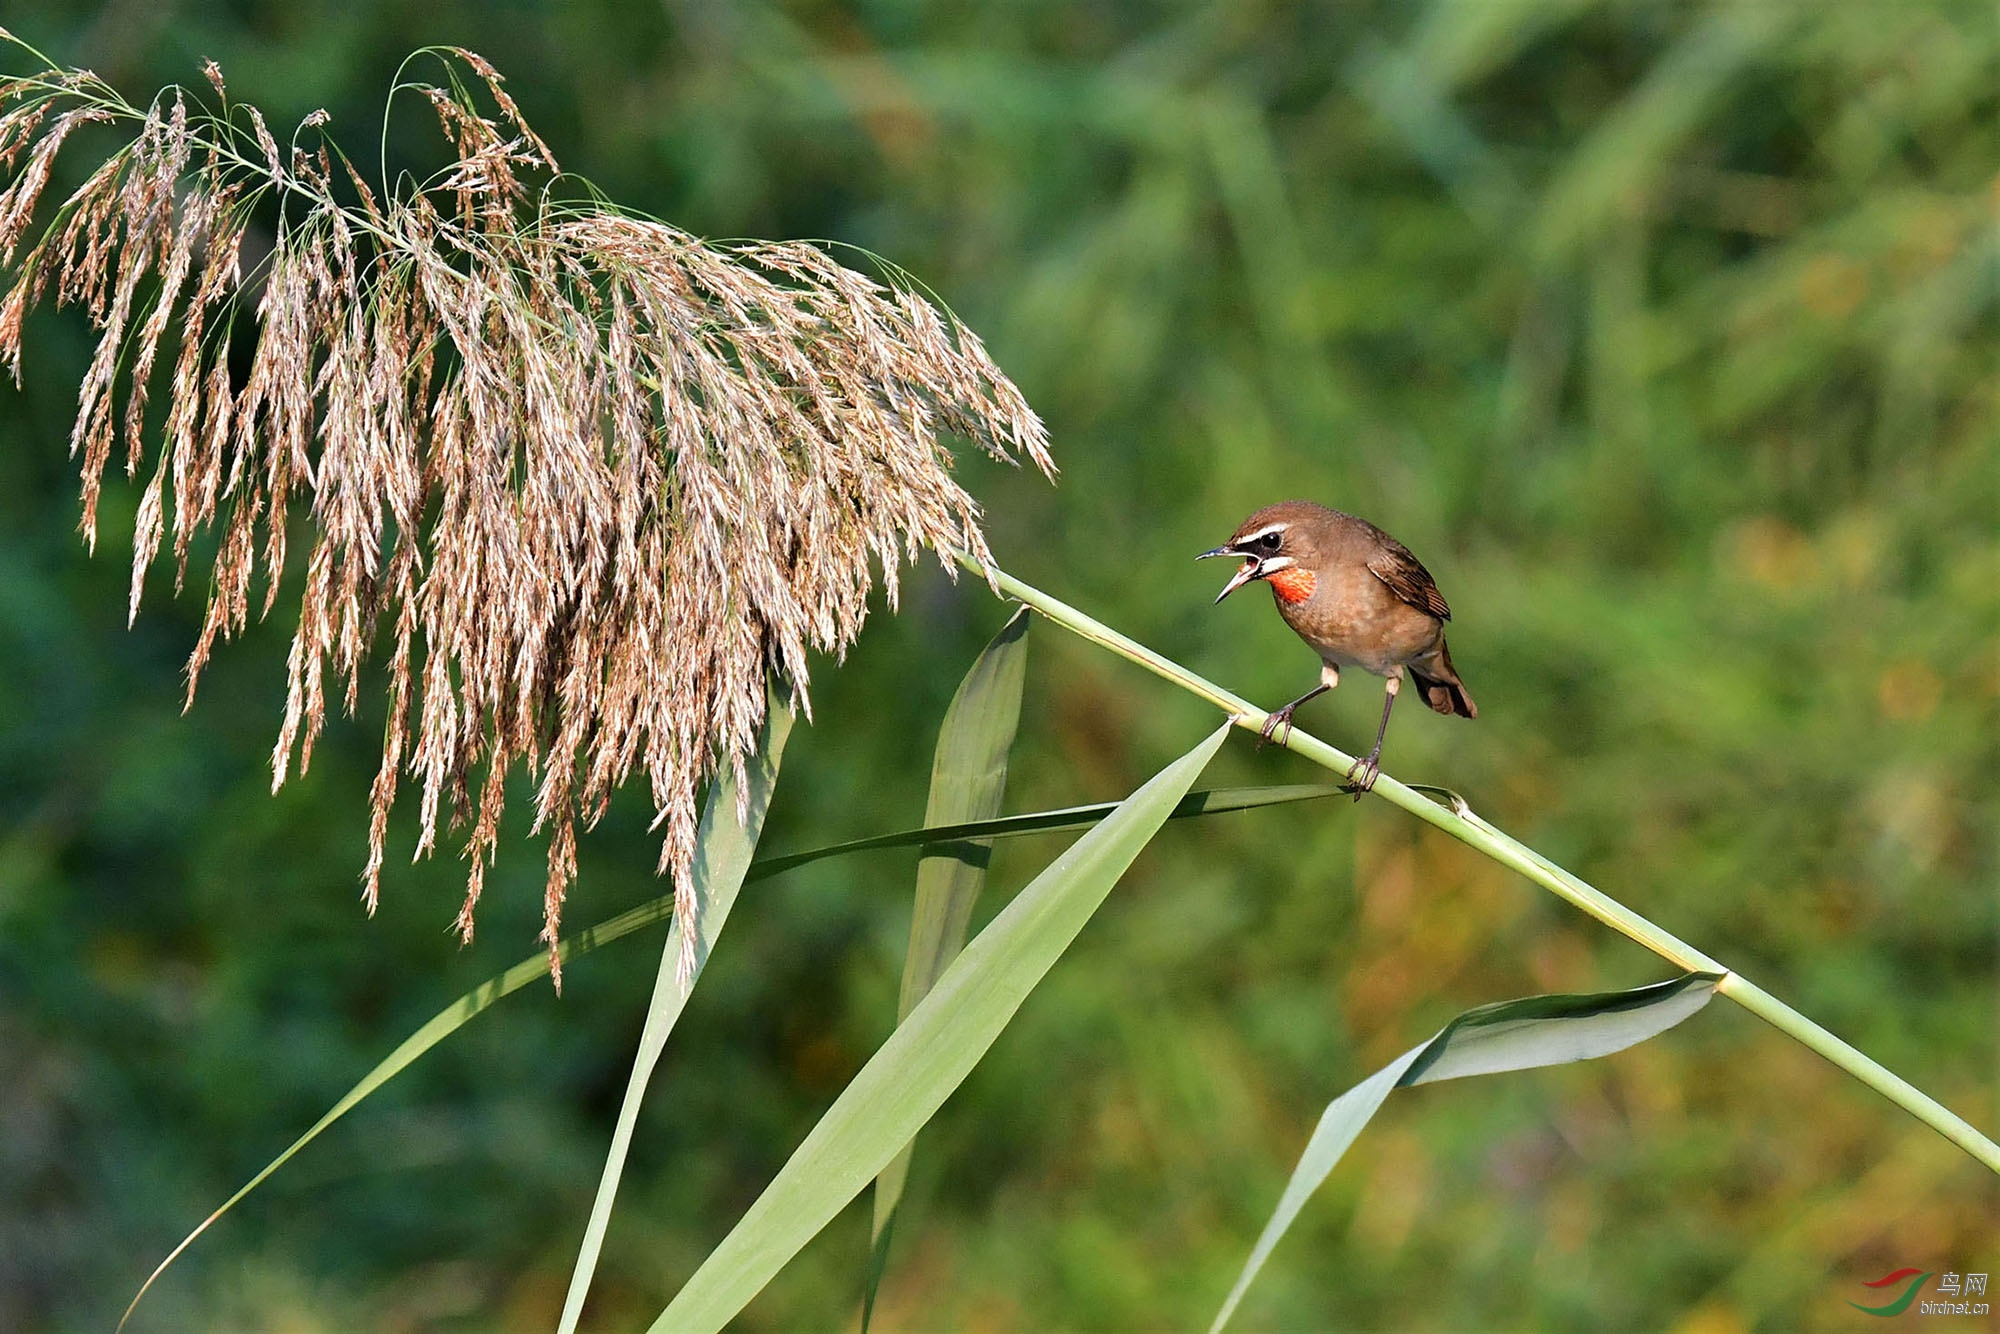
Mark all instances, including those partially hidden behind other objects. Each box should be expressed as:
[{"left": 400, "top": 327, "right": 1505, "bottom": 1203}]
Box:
[{"left": 967, "top": 555, "right": 2000, "bottom": 1175}]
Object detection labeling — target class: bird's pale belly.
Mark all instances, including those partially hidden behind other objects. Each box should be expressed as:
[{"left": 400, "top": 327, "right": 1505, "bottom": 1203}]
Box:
[{"left": 1274, "top": 578, "right": 1440, "bottom": 677}]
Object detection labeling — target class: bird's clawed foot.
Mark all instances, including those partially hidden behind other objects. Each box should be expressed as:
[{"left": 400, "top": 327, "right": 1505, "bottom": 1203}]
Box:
[
  {"left": 1257, "top": 704, "right": 1298, "bottom": 749},
  {"left": 1344, "top": 749, "right": 1382, "bottom": 801}
]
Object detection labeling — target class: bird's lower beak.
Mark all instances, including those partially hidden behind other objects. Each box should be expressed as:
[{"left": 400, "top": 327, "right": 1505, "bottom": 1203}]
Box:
[{"left": 1211, "top": 556, "right": 1262, "bottom": 604}]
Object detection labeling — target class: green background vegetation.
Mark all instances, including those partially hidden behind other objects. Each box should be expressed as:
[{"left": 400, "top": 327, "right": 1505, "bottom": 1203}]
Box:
[{"left": 1, "top": 1, "right": 1994, "bottom": 1328}]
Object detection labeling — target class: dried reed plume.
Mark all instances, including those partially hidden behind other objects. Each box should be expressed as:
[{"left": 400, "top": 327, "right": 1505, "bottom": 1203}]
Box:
[{"left": 0, "top": 38, "right": 1052, "bottom": 983}]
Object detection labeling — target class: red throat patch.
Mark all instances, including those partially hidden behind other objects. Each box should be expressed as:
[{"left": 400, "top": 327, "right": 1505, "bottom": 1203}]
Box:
[{"left": 1267, "top": 566, "right": 1316, "bottom": 604}]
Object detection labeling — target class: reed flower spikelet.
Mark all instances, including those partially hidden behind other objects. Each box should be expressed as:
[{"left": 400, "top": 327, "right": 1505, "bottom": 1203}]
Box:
[{"left": 0, "top": 39, "right": 1053, "bottom": 982}]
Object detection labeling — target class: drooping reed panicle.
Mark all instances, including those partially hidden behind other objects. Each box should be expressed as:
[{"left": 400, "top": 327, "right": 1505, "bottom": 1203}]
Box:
[{"left": 0, "top": 38, "right": 1053, "bottom": 983}]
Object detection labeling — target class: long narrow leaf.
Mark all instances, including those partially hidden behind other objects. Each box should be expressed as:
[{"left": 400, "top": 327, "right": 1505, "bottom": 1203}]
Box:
[
  {"left": 557, "top": 703, "right": 795, "bottom": 1333},
  {"left": 1210, "top": 973, "right": 1723, "bottom": 1332},
  {"left": 748, "top": 784, "right": 1343, "bottom": 881},
  {"left": 119, "top": 707, "right": 793, "bottom": 1332},
  {"left": 654, "top": 722, "right": 1235, "bottom": 1334},
  {"left": 120, "top": 770, "right": 1329, "bottom": 1327},
  {"left": 119, "top": 901, "right": 671, "bottom": 1331},
  {"left": 869, "top": 605, "right": 1031, "bottom": 1324}
]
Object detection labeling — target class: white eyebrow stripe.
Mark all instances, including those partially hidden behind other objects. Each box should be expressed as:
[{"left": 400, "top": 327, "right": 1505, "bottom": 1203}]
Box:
[{"left": 1236, "top": 522, "right": 1290, "bottom": 546}]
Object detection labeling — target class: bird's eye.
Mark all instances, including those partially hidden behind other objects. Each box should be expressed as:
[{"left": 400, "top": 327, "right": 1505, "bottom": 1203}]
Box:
[{"left": 1258, "top": 531, "right": 1282, "bottom": 551}]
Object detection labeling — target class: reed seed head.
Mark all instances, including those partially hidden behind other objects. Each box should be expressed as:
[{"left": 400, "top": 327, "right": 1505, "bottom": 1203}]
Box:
[{"left": 0, "top": 41, "right": 1053, "bottom": 984}]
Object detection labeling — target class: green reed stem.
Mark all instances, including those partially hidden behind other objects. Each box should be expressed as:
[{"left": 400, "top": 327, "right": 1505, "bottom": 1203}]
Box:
[{"left": 972, "top": 557, "right": 2000, "bottom": 1175}]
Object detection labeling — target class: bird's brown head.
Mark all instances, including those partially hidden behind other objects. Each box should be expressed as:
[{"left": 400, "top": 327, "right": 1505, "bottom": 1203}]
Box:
[{"left": 1197, "top": 500, "right": 1330, "bottom": 605}]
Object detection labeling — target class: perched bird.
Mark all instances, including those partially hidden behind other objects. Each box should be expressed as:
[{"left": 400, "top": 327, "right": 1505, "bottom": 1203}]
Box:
[{"left": 1199, "top": 500, "right": 1476, "bottom": 793}]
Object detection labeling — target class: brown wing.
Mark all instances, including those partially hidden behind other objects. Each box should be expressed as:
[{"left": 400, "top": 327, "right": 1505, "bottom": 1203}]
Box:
[{"left": 1367, "top": 541, "right": 1452, "bottom": 621}]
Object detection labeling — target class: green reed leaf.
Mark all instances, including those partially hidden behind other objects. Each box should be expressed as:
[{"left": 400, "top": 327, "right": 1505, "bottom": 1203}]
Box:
[
  {"left": 1210, "top": 973, "right": 1723, "bottom": 1332},
  {"left": 867, "top": 605, "right": 1030, "bottom": 1328},
  {"left": 119, "top": 716, "right": 1330, "bottom": 1329},
  {"left": 653, "top": 722, "right": 1234, "bottom": 1334},
  {"left": 121, "top": 704, "right": 793, "bottom": 1334},
  {"left": 748, "top": 783, "right": 1344, "bottom": 882},
  {"left": 120, "top": 767, "right": 1329, "bottom": 1329},
  {"left": 557, "top": 702, "right": 795, "bottom": 1333}
]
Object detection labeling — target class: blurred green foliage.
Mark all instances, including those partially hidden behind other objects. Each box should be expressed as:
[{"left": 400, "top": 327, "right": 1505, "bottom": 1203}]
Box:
[{"left": 1, "top": 1, "right": 1993, "bottom": 1329}]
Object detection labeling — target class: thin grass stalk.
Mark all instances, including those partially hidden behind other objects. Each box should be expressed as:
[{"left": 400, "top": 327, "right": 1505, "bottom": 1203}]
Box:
[{"left": 968, "top": 556, "right": 2000, "bottom": 1175}]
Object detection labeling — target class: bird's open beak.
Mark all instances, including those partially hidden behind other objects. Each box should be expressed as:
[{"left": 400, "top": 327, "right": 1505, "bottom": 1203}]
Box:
[{"left": 1198, "top": 544, "right": 1261, "bottom": 603}]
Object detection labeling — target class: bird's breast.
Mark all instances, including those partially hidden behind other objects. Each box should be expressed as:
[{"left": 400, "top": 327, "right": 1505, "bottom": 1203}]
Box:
[{"left": 1275, "top": 567, "right": 1443, "bottom": 676}]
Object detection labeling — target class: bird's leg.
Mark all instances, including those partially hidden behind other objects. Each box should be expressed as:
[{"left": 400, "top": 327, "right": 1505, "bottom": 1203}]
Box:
[
  {"left": 1258, "top": 685, "right": 1326, "bottom": 748},
  {"left": 1258, "top": 663, "right": 1338, "bottom": 748},
  {"left": 1347, "top": 675, "right": 1399, "bottom": 798}
]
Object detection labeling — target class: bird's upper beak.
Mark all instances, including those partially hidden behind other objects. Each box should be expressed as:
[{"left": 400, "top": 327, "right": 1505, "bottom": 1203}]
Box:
[{"left": 1197, "top": 543, "right": 1260, "bottom": 603}]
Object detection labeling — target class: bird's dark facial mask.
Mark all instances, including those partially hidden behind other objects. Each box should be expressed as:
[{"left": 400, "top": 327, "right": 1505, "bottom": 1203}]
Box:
[{"left": 1197, "top": 525, "right": 1287, "bottom": 603}]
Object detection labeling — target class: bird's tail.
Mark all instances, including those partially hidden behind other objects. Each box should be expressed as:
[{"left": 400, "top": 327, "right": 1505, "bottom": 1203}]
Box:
[{"left": 1411, "top": 638, "right": 1477, "bottom": 719}]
